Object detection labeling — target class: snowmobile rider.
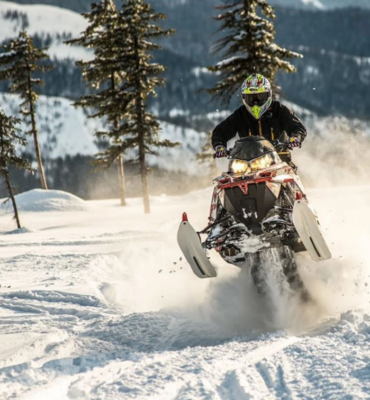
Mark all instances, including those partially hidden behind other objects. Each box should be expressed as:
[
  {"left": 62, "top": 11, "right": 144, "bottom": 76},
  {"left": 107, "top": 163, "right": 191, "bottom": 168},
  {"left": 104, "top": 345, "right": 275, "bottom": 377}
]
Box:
[{"left": 212, "top": 74, "right": 307, "bottom": 163}]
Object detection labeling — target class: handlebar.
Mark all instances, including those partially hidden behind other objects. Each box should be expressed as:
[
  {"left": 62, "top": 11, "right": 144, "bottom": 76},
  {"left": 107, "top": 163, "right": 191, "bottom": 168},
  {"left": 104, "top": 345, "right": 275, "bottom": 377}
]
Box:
[
  {"left": 214, "top": 139, "right": 298, "bottom": 159},
  {"left": 272, "top": 140, "right": 292, "bottom": 152}
]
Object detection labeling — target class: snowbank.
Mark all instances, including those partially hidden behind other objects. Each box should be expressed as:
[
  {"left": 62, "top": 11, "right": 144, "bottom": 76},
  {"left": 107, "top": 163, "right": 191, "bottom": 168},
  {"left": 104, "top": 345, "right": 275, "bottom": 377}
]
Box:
[{"left": 1, "top": 189, "right": 89, "bottom": 212}]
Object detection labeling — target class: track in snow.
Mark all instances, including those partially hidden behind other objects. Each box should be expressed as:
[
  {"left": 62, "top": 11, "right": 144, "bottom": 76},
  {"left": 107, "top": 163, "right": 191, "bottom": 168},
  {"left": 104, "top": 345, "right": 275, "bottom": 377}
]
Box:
[{"left": 0, "top": 185, "right": 369, "bottom": 399}]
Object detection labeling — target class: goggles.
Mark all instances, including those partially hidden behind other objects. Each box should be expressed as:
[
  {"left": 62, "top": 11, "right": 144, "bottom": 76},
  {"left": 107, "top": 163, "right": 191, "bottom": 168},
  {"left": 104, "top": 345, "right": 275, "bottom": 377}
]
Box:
[{"left": 242, "top": 92, "right": 270, "bottom": 107}]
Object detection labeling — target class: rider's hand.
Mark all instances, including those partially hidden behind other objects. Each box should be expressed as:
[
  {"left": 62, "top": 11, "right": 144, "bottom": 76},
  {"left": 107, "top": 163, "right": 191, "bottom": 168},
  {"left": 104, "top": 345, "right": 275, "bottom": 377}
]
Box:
[
  {"left": 288, "top": 136, "right": 302, "bottom": 149},
  {"left": 214, "top": 145, "right": 228, "bottom": 158}
]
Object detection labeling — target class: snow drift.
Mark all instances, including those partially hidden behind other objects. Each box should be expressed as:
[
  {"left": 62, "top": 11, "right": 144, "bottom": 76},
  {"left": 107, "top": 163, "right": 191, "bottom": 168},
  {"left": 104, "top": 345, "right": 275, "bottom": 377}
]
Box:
[{"left": 0, "top": 189, "right": 89, "bottom": 212}]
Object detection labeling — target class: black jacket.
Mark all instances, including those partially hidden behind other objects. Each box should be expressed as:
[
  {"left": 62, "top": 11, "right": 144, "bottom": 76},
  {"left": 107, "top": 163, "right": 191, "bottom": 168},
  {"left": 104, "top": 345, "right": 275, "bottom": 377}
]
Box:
[{"left": 212, "top": 101, "right": 307, "bottom": 149}]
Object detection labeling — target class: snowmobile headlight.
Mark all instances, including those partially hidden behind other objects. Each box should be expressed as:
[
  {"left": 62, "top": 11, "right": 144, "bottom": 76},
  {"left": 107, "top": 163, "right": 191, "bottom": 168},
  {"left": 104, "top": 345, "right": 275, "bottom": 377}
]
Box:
[
  {"left": 230, "top": 160, "right": 250, "bottom": 174},
  {"left": 250, "top": 154, "right": 274, "bottom": 172}
]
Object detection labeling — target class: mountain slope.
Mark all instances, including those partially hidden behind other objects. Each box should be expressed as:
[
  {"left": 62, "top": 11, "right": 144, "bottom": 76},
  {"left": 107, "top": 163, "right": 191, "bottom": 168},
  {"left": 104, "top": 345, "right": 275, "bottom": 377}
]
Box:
[
  {"left": 2, "top": 0, "right": 370, "bottom": 12},
  {"left": 0, "top": 93, "right": 207, "bottom": 175},
  {"left": 2, "top": 1, "right": 370, "bottom": 120},
  {"left": 0, "top": 0, "right": 91, "bottom": 14},
  {"left": 0, "top": 1, "right": 89, "bottom": 60},
  {"left": 272, "top": 0, "right": 370, "bottom": 9}
]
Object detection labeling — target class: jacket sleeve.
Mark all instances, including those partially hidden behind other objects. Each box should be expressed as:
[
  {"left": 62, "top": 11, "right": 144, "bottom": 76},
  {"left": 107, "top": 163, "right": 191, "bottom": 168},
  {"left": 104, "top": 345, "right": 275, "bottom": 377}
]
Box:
[
  {"left": 211, "top": 109, "right": 240, "bottom": 149},
  {"left": 281, "top": 105, "right": 307, "bottom": 141}
]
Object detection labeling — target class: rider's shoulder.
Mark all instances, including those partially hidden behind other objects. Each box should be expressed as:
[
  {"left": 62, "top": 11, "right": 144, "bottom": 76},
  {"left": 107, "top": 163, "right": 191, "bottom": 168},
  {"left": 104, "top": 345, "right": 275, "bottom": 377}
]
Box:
[
  {"left": 235, "top": 105, "right": 245, "bottom": 113},
  {"left": 272, "top": 101, "right": 294, "bottom": 115},
  {"left": 229, "top": 105, "right": 246, "bottom": 118}
]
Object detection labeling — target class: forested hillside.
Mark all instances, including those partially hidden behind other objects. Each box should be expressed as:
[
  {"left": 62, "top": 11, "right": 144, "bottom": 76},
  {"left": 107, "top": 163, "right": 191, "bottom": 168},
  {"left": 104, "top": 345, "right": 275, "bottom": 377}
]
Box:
[
  {"left": 1, "top": 0, "right": 369, "bottom": 120},
  {"left": 0, "top": 0, "right": 369, "bottom": 199},
  {"left": 3, "top": 0, "right": 370, "bottom": 12}
]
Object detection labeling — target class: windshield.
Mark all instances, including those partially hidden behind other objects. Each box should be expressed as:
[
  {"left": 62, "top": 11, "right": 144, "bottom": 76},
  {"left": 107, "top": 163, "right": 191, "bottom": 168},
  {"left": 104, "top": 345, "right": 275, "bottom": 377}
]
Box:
[
  {"left": 229, "top": 137, "right": 276, "bottom": 161},
  {"left": 228, "top": 137, "right": 281, "bottom": 175}
]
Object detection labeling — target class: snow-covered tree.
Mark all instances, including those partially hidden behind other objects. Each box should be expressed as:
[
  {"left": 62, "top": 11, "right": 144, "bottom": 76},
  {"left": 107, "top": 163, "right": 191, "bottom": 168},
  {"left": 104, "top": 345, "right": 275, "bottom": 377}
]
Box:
[
  {"left": 0, "top": 109, "right": 32, "bottom": 230},
  {"left": 0, "top": 31, "right": 52, "bottom": 190},
  {"left": 208, "top": 0, "right": 303, "bottom": 104},
  {"left": 69, "top": 0, "right": 176, "bottom": 214},
  {"left": 67, "top": 0, "right": 128, "bottom": 206}
]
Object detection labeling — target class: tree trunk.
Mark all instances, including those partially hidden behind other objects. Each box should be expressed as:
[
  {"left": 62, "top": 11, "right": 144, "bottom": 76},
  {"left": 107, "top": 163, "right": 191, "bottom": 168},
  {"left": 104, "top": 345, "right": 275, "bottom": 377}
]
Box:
[
  {"left": 111, "top": 73, "right": 126, "bottom": 206},
  {"left": 139, "top": 138, "right": 150, "bottom": 214},
  {"left": 134, "top": 36, "right": 150, "bottom": 214},
  {"left": 3, "top": 170, "right": 21, "bottom": 229},
  {"left": 32, "top": 128, "right": 48, "bottom": 190},
  {"left": 117, "top": 154, "right": 126, "bottom": 206},
  {"left": 27, "top": 66, "right": 48, "bottom": 190}
]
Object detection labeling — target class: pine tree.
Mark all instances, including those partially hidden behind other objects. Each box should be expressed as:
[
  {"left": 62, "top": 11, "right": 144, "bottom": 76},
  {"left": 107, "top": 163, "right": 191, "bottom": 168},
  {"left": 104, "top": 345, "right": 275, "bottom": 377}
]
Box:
[
  {"left": 66, "top": 0, "right": 128, "bottom": 206},
  {"left": 69, "top": 0, "right": 177, "bottom": 214},
  {"left": 0, "top": 31, "right": 52, "bottom": 190},
  {"left": 112, "top": 0, "right": 177, "bottom": 214},
  {"left": 208, "top": 0, "right": 303, "bottom": 104},
  {"left": 0, "top": 109, "right": 32, "bottom": 230}
]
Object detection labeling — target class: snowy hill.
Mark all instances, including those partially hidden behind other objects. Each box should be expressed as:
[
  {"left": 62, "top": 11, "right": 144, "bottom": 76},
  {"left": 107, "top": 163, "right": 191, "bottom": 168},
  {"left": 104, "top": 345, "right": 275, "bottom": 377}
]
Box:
[
  {"left": 0, "top": 93, "right": 207, "bottom": 175},
  {"left": 271, "top": 0, "right": 370, "bottom": 9},
  {"left": 0, "top": 182, "right": 370, "bottom": 397},
  {"left": 0, "top": 93, "right": 100, "bottom": 159},
  {"left": 0, "top": 0, "right": 89, "bottom": 60},
  {"left": 2, "top": 0, "right": 370, "bottom": 12},
  {"left": 1, "top": 1, "right": 370, "bottom": 120}
]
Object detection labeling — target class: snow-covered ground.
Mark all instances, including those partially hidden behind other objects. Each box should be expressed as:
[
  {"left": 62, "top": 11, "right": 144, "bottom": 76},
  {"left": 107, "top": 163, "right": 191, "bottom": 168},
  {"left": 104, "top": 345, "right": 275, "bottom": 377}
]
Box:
[{"left": 0, "top": 179, "right": 370, "bottom": 398}]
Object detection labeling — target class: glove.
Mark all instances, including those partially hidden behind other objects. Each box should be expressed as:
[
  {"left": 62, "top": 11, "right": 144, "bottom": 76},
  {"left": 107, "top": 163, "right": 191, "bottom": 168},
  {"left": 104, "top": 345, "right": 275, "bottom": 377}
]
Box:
[
  {"left": 213, "top": 145, "right": 228, "bottom": 158},
  {"left": 288, "top": 135, "right": 302, "bottom": 149}
]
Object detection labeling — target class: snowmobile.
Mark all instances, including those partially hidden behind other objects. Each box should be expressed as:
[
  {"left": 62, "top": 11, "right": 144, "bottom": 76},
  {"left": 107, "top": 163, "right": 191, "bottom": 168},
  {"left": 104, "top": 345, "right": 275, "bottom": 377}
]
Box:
[{"left": 177, "top": 137, "right": 331, "bottom": 296}]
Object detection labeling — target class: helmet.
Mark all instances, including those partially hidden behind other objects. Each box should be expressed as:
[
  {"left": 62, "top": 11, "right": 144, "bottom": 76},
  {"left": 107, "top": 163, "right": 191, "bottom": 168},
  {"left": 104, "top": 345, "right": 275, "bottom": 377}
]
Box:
[{"left": 241, "top": 74, "right": 272, "bottom": 120}]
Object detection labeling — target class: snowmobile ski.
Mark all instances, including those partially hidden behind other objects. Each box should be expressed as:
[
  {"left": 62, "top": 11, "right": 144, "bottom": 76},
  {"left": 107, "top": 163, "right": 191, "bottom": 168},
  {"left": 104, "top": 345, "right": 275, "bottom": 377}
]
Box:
[
  {"left": 177, "top": 213, "right": 217, "bottom": 278},
  {"left": 292, "top": 200, "right": 332, "bottom": 262}
]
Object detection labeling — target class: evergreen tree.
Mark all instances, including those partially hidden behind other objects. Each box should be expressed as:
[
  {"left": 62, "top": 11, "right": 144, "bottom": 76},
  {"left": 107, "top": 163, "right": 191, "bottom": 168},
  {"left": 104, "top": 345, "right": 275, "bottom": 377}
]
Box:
[
  {"left": 208, "top": 0, "right": 303, "bottom": 104},
  {"left": 69, "top": 0, "right": 176, "bottom": 213},
  {"left": 0, "top": 109, "right": 32, "bottom": 230},
  {"left": 66, "top": 0, "right": 128, "bottom": 206},
  {"left": 0, "top": 31, "right": 52, "bottom": 190},
  {"left": 111, "top": 0, "right": 176, "bottom": 214}
]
